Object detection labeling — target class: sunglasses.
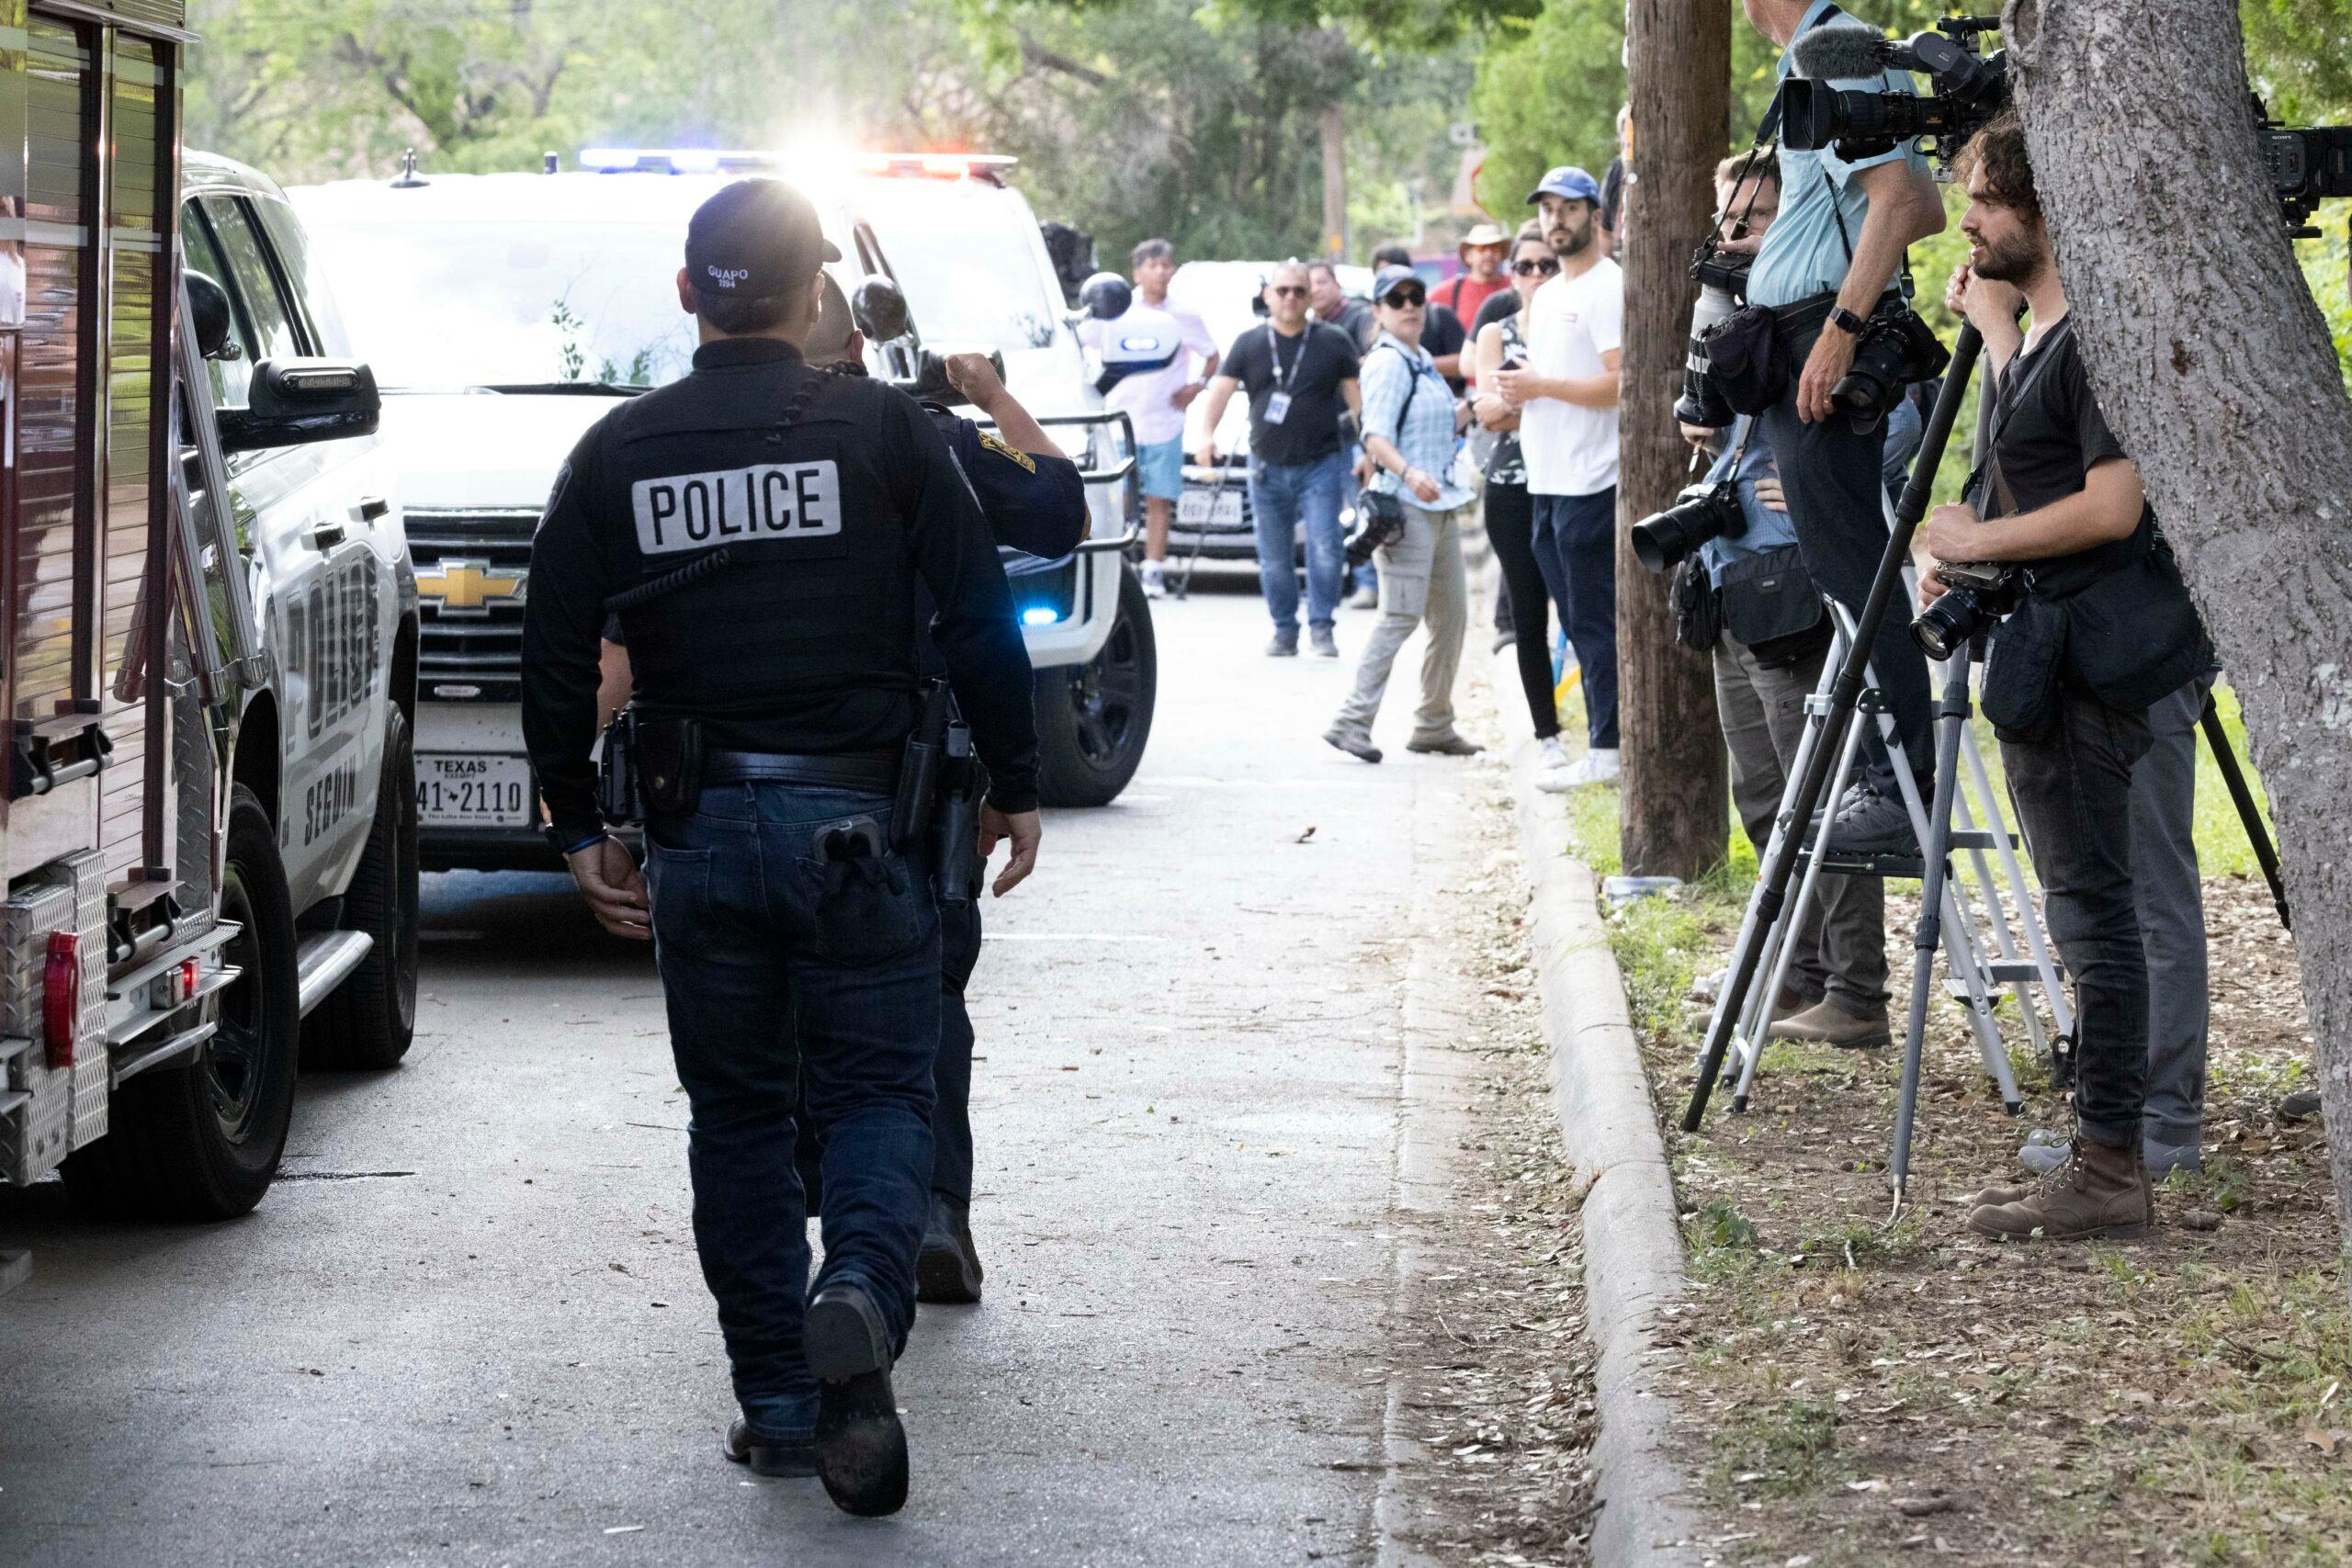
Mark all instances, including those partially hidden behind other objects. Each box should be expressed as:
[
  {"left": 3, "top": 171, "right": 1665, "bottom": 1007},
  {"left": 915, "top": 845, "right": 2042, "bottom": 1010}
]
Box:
[
  {"left": 1380, "top": 287, "right": 1427, "bottom": 308},
  {"left": 1269, "top": 283, "right": 1308, "bottom": 298},
  {"left": 1513, "top": 256, "right": 1561, "bottom": 276}
]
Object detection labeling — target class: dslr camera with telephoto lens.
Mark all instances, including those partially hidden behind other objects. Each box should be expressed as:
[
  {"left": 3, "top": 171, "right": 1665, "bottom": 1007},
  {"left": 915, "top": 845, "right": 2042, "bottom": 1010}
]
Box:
[
  {"left": 1632, "top": 475, "right": 1747, "bottom": 574},
  {"left": 1909, "top": 558, "right": 2018, "bottom": 661},
  {"left": 1830, "top": 302, "right": 1950, "bottom": 433}
]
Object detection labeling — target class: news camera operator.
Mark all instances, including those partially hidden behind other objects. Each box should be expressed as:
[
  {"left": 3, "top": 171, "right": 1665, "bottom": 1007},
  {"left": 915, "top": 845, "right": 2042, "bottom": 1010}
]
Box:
[
  {"left": 1916, "top": 114, "right": 2212, "bottom": 1242},
  {"left": 1739, "top": 0, "right": 1948, "bottom": 854}
]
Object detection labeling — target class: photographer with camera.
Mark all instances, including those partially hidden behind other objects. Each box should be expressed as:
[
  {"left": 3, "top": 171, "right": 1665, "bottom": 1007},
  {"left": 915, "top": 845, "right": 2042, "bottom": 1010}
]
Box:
[
  {"left": 1738, "top": 0, "right": 1949, "bottom": 854},
  {"left": 1654, "top": 150, "right": 1896, "bottom": 1046},
  {"left": 1324, "top": 266, "right": 1480, "bottom": 764},
  {"left": 1915, "top": 114, "right": 2212, "bottom": 1241}
]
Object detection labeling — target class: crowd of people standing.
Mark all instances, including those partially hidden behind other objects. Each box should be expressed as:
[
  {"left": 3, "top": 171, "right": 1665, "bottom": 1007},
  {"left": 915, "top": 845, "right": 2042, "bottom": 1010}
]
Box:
[{"left": 1081, "top": 160, "right": 1634, "bottom": 784}]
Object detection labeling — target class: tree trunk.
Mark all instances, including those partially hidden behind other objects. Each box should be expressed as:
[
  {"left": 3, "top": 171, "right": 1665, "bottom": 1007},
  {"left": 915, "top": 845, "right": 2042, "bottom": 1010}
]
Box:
[
  {"left": 1616, "top": 0, "right": 1730, "bottom": 878},
  {"left": 2007, "top": 0, "right": 2352, "bottom": 1260},
  {"left": 1320, "top": 103, "right": 1349, "bottom": 258}
]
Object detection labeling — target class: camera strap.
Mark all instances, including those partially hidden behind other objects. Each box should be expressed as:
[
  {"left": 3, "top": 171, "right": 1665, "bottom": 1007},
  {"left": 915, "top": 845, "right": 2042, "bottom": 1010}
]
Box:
[{"left": 1968, "top": 316, "right": 2076, "bottom": 516}]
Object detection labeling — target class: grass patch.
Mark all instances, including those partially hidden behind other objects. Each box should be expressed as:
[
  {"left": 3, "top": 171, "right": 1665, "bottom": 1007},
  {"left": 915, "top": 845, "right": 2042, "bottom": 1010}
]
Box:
[{"left": 1712, "top": 1396, "right": 1842, "bottom": 1500}]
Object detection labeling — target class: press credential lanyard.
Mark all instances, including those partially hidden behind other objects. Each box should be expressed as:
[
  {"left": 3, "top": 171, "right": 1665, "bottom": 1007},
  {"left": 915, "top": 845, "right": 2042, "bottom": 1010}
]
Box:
[{"left": 1263, "top": 321, "right": 1306, "bottom": 425}]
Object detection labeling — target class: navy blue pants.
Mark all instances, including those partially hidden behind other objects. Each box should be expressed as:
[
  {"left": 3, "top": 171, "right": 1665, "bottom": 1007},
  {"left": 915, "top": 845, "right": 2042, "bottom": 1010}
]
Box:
[
  {"left": 646, "top": 783, "right": 939, "bottom": 1443},
  {"left": 1532, "top": 487, "right": 1620, "bottom": 750},
  {"left": 796, "top": 866, "right": 983, "bottom": 1207}
]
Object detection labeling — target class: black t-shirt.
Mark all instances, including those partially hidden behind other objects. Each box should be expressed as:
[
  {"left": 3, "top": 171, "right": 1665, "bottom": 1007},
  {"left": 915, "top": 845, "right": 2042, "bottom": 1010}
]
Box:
[
  {"left": 1472, "top": 289, "right": 1521, "bottom": 334},
  {"left": 1222, "top": 320, "right": 1362, "bottom": 467},
  {"left": 1979, "top": 317, "right": 2143, "bottom": 598},
  {"left": 1981, "top": 316, "right": 2210, "bottom": 709},
  {"left": 1422, "top": 302, "right": 1468, "bottom": 392}
]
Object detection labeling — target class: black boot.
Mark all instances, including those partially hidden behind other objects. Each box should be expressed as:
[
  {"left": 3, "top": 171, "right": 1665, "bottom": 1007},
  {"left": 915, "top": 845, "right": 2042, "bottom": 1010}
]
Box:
[
  {"left": 722, "top": 1416, "right": 817, "bottom": 1478},
  {"left": 915, "top": 1193, "right": 984, "bottom": 1304},
  {"left": 806, "top": 1281, "right": 909, "bottom": 1517}
]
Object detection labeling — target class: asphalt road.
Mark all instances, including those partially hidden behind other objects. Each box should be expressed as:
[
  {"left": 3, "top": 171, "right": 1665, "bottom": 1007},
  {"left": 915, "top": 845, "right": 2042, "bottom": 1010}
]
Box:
[{"left": 0, "top": 580, "right": 1494, "bottom": 1567}]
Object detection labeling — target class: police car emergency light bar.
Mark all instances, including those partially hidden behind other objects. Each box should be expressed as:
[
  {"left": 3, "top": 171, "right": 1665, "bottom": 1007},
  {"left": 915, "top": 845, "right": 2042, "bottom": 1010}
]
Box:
[{"left": 576, "top": 148, "right": 1019, "bottom": 178}]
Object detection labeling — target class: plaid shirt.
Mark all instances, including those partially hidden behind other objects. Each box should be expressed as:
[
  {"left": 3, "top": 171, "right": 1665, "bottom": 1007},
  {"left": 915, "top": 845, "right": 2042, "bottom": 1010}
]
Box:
[{"left": 1362, "top": 334, "right": 1472, "bottom": 513}]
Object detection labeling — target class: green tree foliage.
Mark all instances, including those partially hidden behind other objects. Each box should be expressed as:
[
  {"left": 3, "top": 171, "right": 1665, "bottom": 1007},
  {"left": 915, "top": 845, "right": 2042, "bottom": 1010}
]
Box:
[{"left": 185, "top": 0, "right": 1470, "bottom": 267}]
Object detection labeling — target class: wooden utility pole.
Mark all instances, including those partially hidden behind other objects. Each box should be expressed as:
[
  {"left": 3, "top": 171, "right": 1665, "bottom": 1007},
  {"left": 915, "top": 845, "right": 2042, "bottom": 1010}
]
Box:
[
  {"left": 1616, "top": 0, "right": 1730, "bottom": 878},
  {"left": 2005, "top": 0, "right": 2352, "bottom": 1292},
  {"left": 1320, "top": 104, "right": 1349, "bottom": 257}
]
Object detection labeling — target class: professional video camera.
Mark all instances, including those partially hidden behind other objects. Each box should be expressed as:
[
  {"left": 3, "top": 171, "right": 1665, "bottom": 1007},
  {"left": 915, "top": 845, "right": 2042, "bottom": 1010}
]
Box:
[
  {"left": 1909, "top": 558, "right": 2018, "bottom": 660},
  {"left": 1632, "top": 475, "right": 1746, "bottom": 574},
  {"left": 1781, "top": 15, "right": 2007, "bottom": 166},
  {"left": 2259, "top": 105, "right": 2352, "bottom": 237}
]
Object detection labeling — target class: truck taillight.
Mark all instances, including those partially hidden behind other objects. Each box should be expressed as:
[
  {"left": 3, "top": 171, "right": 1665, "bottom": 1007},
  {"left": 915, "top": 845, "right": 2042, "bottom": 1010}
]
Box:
[{"left": 44, "top": 931, "right": 79, "bottom": 1067}]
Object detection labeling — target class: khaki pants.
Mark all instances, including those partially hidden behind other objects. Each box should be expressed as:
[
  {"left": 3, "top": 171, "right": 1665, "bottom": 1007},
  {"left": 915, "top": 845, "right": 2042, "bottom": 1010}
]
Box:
[{"left": 1332, "top": 506, "right": 1467, "bottom": 743}]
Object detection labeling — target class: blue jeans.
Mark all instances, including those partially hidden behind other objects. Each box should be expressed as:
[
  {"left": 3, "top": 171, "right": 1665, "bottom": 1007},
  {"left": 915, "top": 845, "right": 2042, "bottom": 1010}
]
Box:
[
  {"left": 645, "top": 784, "right": 940, "bottom": 1442},
  {"left": 1249, "top": 451, "right": 1348, "bottom": 633},
  {"left": 796, "top": 866, "right": 984, "bottom": 1208},
  {"left": 1531, "top": 488, "right": 1620, "bottom": 749}
]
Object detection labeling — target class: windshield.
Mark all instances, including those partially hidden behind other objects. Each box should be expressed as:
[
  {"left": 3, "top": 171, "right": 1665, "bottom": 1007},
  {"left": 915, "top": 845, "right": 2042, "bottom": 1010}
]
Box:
[
  {"left": 856, "top": 184, "right": 1058, "bottom": 355},
  {"left": 299, "top": 216, "right": 701, "bottom": 389}
]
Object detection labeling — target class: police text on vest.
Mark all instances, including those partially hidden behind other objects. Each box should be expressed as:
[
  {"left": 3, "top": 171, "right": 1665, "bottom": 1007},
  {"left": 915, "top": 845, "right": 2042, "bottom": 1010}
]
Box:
[{"left": 632, "top": 462, "right": 842, "bottom": 556}]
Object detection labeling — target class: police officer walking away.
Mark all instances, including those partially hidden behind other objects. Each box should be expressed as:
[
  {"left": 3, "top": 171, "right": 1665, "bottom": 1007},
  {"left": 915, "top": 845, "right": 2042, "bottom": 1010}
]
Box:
[{"left": 521, "top": 178, "right": 1043, "bottom": 1517}]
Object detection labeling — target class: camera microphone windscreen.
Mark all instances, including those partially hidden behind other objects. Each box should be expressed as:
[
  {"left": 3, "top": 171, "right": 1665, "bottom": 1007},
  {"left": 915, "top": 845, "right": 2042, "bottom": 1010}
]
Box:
[{"left": 1792, "top": 17, "right": 1892, "bottom": 81}]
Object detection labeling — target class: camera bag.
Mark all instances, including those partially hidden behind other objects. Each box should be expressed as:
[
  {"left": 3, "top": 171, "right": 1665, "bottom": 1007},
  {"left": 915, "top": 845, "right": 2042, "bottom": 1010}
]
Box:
[
  {"left": 1717, "top": 543, "right": 1826, "bottom": 660},
  {"left": 1697, "top": 306, "right": 1788, "bottom": 416},
  {"left": 1348, "top": 343, "right": 1427, "bottom": 566}
]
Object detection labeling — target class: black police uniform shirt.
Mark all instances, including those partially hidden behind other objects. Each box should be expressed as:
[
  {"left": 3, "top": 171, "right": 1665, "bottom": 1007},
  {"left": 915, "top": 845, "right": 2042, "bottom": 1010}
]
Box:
[
  {"left": 603, "top": 389, "right": 1085, "bottom": 636},
  {"left": 521, "top": 336, "right": 1040, "bottom": 849},
  {"left": 922, "top": 402, "right": 1087, "bottom": 560},
  {"left": 1981, "top": 315, "right": 2210, "bottom": 709},
  {"left": 1219, "top": 320, "right": 1360, "bottom": 468}
]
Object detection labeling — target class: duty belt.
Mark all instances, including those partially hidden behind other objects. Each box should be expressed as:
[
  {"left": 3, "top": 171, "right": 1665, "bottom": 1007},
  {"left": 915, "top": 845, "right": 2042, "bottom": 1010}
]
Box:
[{"left": 702, "top": 750, "right": 900, "bottom": 794}]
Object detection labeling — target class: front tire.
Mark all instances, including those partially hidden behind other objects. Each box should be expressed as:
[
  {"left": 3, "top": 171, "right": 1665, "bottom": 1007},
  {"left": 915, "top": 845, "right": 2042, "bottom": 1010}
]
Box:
[
  {"left": 302, "top": 707, "right": 420, "bottom": 1069},
  {"left": 64, "top": 784, "right": 301, "bottom": 1220},
  {"left": 1033, "top": 564, "right": 1157, "bottom": 808}
]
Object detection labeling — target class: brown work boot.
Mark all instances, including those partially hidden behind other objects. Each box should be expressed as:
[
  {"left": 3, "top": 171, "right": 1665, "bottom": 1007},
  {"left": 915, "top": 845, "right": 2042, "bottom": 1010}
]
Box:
[
  {"left": 1967, "top": 1138, "right": 2153, "bottom": 1242},
  {"left": 1771, "top": 995, "right": 1892, "bottom": 1050}
]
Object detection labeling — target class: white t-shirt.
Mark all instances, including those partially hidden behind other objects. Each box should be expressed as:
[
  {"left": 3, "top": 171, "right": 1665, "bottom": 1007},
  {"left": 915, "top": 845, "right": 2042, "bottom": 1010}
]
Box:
[
  {"left": 1520, "top": 258, "right": 1623, "bottom": 497},
  {"left": 1076, "top": 303, "right": 1217, "bottom": 447}
]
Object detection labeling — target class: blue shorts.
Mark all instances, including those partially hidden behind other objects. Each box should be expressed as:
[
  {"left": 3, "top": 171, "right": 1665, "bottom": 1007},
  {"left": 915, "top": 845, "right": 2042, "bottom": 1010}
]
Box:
[{"left": 1136, "top": 436, "right": 1185, "bottom": 502}]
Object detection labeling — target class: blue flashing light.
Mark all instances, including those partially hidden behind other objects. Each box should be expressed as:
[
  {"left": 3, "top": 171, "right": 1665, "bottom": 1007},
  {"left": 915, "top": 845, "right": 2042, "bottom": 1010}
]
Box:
[{"left": 1021, "top": 606, "right": 1060, "bottom": 626}]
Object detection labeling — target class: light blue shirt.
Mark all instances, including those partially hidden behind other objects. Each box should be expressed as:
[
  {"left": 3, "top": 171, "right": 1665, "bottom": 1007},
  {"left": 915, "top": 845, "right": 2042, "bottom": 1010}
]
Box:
[
  {"left": 1362, "top": 333, "right": 1473, "bottom": 513},
  {"left": 1747, "top": 0, "right": 1931, "bottom": 309}
]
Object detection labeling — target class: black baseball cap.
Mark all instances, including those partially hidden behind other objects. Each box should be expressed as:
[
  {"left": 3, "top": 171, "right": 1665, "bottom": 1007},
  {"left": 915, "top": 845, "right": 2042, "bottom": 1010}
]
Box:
[{"left": 684, "top": 178, "right": 842, "bottom": 303}]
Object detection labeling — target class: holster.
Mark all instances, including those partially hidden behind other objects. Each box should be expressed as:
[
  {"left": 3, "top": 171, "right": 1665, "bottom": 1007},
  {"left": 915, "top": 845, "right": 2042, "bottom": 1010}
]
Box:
[
  {"left": 597, "top": 708, "right": 644, "bottom": 826},
  {"left": 636, "top": 714, "right": 706, "bottom": 816},
  {"left": 933, "top": 722, "right": 982, "bottom": 906},
  {"left": 893, "top": 680, "right": 951, "bottom": 847}
]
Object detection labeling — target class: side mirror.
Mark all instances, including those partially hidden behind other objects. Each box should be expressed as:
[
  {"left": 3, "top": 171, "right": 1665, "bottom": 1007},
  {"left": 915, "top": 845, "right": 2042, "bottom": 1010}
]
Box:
[
  {"left": 851, "top": 276, "right": 911, "bottom": 344},
  {"left": 217, "top": 358, "right": 382, "bottom": 454},
  {"left": 187, "top": 269, "right": 239, "bottom": 361}
]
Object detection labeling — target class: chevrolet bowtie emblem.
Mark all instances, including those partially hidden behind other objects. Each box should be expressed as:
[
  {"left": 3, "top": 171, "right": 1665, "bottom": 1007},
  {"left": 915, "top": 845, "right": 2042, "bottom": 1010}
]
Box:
[{"left": 417, "top": 560, "right": 524, "bottom": 611}]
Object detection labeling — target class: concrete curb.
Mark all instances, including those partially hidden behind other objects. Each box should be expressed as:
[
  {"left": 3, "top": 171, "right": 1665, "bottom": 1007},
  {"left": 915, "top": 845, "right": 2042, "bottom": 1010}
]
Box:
[{"left": 1492, "top": 660, "right": 1703, "bottom": 1565}]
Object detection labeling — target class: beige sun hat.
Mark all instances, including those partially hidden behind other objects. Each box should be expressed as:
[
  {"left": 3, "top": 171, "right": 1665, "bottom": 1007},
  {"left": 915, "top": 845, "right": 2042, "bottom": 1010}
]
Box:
[{"left": 1458, "top": 222, "right": 1510, "bottom": 251}]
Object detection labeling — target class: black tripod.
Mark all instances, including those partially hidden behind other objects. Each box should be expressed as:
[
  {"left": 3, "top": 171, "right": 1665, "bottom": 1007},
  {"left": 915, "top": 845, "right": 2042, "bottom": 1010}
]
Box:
[
  {"left": 1684, "top": 322, "right": 1985, "bottom": 1138},
  {"left": 2199, "top": 695, "right": 2291, "bottom": 931}
]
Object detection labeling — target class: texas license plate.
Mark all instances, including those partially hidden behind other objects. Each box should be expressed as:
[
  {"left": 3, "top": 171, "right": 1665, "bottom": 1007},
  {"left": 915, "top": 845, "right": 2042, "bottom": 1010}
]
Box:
[
  {"left": 415, "top": 753, "right": 533, "bottom": 828},
  {"left": 1178, "top": 487, "right": 1244, "bottom": 526}
]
